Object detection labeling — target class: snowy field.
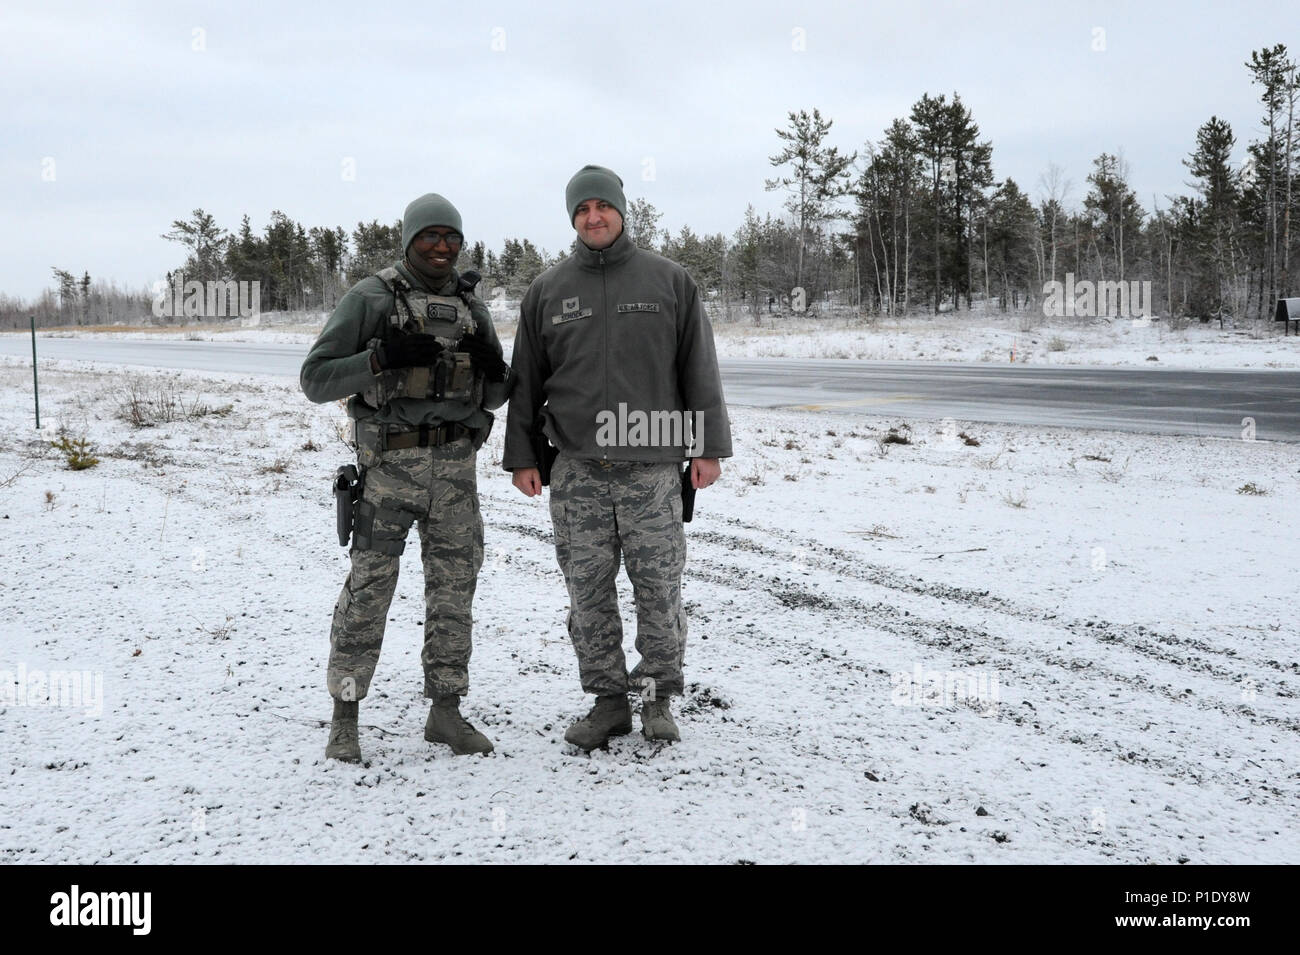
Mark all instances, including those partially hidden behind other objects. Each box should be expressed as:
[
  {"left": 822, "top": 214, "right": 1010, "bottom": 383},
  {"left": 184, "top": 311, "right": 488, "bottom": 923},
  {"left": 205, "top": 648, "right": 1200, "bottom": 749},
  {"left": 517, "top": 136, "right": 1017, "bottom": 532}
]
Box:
[
  {"left": 23, "top": 305, "right": 1300, "bottom": 369},
  {"left": 1, "top": 356, "right": 1297, "bottom": 864}
]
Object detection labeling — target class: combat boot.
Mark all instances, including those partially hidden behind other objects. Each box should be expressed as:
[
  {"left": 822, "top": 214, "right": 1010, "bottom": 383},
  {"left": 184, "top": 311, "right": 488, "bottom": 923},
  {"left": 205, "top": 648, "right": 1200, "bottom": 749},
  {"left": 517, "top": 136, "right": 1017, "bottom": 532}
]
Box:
[
  {"left": 325, "top": 699, "right": 361, "bottom": 762},
  {"left": 424, "top": 696, "right": 494, "bottom": 755},
  {"left": 641, "top": 697, "right": 680, "bottom": 742},
  {"left": 564, "top": 694, "right": 633, "bottom": 750}
]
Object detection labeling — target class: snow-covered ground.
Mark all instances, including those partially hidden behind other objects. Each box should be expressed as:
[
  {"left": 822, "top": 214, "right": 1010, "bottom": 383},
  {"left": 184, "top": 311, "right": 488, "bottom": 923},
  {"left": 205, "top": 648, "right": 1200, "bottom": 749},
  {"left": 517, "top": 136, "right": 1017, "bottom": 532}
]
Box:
[
  {"left": 707, "top": 312, "right": 1300, "bottom": 368},
  {"left": 20, "top": 306, "right": 1300, "bottom": 369},
  {"left": 1, "top": 357, "right": 1297, "bottom": 863}
]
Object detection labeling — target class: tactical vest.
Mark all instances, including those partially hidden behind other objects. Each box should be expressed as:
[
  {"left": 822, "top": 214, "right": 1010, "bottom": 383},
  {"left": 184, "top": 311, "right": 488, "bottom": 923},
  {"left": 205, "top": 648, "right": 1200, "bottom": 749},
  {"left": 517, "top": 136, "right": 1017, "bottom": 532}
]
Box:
[{"left": 360, "top": 266, "right": 484, "bottom": 413}]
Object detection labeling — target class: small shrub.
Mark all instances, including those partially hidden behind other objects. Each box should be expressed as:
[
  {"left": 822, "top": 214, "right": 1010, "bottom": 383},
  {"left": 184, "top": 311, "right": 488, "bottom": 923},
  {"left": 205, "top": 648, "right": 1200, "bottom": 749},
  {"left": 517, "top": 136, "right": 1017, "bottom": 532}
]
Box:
[
  {"left": 259, "top": 458, "right": 289, "bottom": 475},
  {"left": 1001, "top": 488, "right": 1029, "bottom": 509},
  {"left": 958, "top": 431, "right": 981, "bottom": 446},
  {"left": 51, "top": 434, "right": 99, "bottom": 470},
  {"left": 189, "top": 402, "right": 234, "bottom": 419},
  {"left": 301, "top": 438, "right": 321, "bottom": 452},
  {"left": 0, "top": 460, "right": 36, "bottom": 489},
  {"left": 197, "top": 614, "right": 236, "bottom": 640},
  {"left": 881, "top": 425, "right": 912, "bottom": 446},
  {"left": 117, "top": 379, "right": 179, "bottom": 427},
  {"left": 1099, "top": 457, "right": 1131, "bottom": 484},
  {"left": 1237, "top": 482, "right": 1268, "bottom": 496},
  {"left": 117, "top": 378, "right": 230, "bottom": 427},
  {"left": 1048, "top": 336, "right": 1070, "bottom": 352}
]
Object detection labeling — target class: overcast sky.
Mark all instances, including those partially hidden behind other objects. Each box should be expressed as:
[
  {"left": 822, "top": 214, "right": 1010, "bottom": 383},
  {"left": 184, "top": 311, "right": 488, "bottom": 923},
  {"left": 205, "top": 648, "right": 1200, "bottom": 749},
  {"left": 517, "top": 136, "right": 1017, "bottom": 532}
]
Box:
[{"left": 1, "top": 0, "right": 1295, "bottom": 299}]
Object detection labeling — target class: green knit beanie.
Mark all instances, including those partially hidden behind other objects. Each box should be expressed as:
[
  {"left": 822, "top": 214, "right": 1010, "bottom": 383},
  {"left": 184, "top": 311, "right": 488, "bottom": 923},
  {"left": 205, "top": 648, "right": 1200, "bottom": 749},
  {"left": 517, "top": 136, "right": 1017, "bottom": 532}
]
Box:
[
  {"left": 565, "top": 165, "right": 626, "bottom": 224},
  {"left": 402, "top": 193, "right": 463, "bottom": 252}
]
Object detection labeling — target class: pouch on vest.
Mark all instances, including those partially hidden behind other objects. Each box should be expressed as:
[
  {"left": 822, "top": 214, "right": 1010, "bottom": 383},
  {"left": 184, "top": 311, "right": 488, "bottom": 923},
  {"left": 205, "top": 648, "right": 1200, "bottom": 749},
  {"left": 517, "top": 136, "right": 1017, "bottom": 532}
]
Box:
[{"left": 360, "top": 267, "right": 484, "bottom": 411}]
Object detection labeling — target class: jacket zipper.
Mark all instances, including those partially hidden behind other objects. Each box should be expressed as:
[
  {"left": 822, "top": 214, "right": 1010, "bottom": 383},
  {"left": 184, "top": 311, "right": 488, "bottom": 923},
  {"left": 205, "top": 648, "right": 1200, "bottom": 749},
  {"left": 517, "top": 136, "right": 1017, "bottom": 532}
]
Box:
[{"left": 599, "top": 250, "right": 608, "bottom": 461}]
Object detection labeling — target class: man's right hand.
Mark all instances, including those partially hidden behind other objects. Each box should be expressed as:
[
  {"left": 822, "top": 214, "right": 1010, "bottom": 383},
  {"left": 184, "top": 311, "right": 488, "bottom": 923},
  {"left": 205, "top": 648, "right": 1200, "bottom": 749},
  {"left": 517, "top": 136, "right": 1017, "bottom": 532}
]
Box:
[
  {"left": 512, "top": 468, "right": 542, "bottom": 497},
  {"left": 375, "top": 333, "right": 443, "bottom": 370}
]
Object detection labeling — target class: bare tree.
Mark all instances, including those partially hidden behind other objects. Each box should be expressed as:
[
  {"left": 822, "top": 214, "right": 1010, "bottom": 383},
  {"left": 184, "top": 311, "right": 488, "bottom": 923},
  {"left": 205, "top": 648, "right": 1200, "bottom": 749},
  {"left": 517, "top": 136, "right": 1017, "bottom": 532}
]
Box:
[{"left": 1037, "top": 163, "right": 1072, "bottom": 287}]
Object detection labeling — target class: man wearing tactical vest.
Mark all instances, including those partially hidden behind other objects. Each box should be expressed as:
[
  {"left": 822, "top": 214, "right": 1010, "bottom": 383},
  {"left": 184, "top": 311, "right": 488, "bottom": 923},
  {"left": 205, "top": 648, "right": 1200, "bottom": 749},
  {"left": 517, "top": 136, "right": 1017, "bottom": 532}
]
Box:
[
  {"left": 301, "top": 193, "right": 511, "bottom": 762},
  {"left": 503, "top": 165, "right": 732, "bottom": 751}
]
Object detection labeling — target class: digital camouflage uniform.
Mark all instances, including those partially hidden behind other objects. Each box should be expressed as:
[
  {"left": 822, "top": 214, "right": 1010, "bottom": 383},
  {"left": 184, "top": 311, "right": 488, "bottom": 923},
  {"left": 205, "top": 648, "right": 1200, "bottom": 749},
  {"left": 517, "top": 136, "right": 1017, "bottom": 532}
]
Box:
[
  {"left": 327, "top": 438, "right": 482, "bottom": 701},
  {"left": 302, "top": 248, "right": 508, "bottom": 705},
  {"left": 549, "top": 456, "right": 686, "bottom": 697},
  {"left": 503, "top": 171, "right": 732, "bottom": 703}
]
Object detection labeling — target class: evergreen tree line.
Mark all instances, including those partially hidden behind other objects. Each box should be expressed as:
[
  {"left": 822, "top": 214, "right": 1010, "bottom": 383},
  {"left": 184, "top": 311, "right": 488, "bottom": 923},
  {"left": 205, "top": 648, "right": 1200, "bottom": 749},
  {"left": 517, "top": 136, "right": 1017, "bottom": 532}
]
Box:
[
  {"left": 850, "top": 43, "right": 1297, "bottom": 324},
  {"left": 7, "top": 42, "right": 1294, "bottom": 329}
]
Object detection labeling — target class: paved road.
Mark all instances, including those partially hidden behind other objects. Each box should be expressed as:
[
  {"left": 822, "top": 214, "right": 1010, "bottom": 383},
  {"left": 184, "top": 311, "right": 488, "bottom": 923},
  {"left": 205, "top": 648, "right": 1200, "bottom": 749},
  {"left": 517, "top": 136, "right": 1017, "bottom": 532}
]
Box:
[
  {"left": 3, "top": 336, "right": 1298, "bottom": 442},
  {"left": 721, "top": 358, "right": 1300, "bottom": 443}
]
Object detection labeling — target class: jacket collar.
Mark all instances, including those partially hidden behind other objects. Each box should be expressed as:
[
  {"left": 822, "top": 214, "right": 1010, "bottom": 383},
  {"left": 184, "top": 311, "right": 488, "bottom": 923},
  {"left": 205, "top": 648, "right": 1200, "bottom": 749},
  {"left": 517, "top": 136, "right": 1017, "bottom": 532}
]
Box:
[
  {"left": 572, "top": 228, "right": 636, "bottom": 271},
  {"left": 397, "top": 258, "right": 459, "bottom": 295}
]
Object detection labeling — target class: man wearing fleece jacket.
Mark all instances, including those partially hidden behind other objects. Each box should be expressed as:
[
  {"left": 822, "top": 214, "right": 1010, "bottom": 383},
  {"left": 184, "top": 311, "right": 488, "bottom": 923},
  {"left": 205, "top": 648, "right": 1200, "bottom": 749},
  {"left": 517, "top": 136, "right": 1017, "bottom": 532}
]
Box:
[{"left": 503, "top": 165, "right": 733, "bottom": 750}]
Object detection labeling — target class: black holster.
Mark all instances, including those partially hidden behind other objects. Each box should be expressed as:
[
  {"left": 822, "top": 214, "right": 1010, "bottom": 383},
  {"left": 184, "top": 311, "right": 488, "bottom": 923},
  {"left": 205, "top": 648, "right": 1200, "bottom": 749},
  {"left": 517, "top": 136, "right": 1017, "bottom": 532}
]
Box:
[
  {"left": 334, "top": 464, "right": 360, "bottom": 546},
  {"left": 535, "top": 426, "right": 559, "bottom": 487},
  {"left": 681, "top": 464, "right": 696, "bottom": 523}
]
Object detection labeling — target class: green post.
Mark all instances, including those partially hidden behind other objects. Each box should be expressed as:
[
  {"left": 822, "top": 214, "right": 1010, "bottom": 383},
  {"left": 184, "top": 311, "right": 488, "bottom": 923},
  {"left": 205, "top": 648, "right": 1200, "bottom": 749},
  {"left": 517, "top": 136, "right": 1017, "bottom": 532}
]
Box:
[{"left": 30, "top": 316, "right": 40, "bottom": 429}]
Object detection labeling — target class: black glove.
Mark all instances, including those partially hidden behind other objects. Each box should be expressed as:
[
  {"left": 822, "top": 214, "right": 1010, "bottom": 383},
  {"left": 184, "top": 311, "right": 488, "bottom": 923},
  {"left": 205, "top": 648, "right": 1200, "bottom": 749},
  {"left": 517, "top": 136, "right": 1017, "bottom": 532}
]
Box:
[
  {"left": 458, "top": 335, "right": 510, "bottom": 383},
  {"left": 375, "top": 333, "right": 443, "bottom": 370}
]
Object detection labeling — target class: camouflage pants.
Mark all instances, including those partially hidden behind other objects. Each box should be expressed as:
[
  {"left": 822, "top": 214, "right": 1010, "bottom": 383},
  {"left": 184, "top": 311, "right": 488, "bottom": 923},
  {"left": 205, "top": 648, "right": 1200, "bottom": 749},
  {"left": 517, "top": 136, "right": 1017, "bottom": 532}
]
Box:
[
  {"left": 549, "top": 456, "right": 687, "bottom": 698},
  {"left": 326, "top": 437, "right": 483, "bottom": 702}
]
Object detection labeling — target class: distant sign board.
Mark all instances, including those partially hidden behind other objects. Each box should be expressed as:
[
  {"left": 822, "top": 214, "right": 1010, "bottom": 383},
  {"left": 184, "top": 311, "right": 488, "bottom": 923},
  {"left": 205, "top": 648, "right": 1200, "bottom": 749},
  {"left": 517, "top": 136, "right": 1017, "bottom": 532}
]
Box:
[{"left": 1276, "top": 298, "right": 1300, "bottom": 334}]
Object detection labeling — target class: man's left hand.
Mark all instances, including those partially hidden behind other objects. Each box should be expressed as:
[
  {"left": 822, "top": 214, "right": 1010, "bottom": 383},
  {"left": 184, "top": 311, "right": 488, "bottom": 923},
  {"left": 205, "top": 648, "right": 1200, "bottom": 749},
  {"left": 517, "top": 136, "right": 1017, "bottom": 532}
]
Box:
[
  {"left": 458, "top": 335, "right": 510, "bottom": 382},
  {"left": 691, "top": 457, "right": 721, "bottom": 489}
]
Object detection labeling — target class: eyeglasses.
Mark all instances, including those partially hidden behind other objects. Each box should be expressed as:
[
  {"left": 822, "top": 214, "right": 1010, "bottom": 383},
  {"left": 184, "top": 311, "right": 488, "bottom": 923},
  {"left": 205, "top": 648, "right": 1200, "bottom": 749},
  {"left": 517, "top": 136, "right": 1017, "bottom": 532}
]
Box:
[{"left": 413, "top": 230, "right": 464, "bottom": 250}]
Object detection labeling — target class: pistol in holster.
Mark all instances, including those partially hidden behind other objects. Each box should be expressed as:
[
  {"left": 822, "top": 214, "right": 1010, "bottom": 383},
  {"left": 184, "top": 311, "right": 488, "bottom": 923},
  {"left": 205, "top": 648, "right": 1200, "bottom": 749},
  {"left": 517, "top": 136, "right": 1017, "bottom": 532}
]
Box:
[
  {"left": 680, "top": 464, "right": 696, "bottom": 523},
  {"left": 333, "top": 464, "right": 361, "bottom": 546},
  {"left": 534, "top": 421, "right": 559, "bottom": 487}
]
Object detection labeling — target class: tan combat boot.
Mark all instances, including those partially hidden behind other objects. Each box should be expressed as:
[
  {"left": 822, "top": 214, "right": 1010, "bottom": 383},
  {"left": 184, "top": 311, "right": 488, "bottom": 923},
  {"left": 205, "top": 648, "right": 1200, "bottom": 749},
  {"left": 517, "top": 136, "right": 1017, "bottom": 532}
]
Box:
[
  {"left": 641, "top": 697, "right": 680, "bottom": 742},
  {"left": 325, "top": 699, "right": 362, "bottom": 762},
  {"left": 564, "top": 694, "right": 633, "bottom": 750},
  {"left": 424, "top": 696, "right": 494, "bottom": 755}
]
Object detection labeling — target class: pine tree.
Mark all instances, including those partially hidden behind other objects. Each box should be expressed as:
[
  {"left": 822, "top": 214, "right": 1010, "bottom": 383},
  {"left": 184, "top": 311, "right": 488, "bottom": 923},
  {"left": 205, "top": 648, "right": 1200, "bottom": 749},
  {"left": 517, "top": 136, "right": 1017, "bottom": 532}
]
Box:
[
  {"left": 162, "top": 209, "right": 227, "bottom": 284},
  {"left": 1184, "top": 117, "right": 1242, "bottom": 321},
  {"left": 625, "top": 198, "right": 663, "bottom": 250},
  {"left": 982, "top": 179, "right": 1038, "bottom": 310},
  {"left": 51, "top": 268, "right": 78, "bottom": 322},
  {"left": 733, "top": 205, "right": 763, "bottom": 318},
  {"left": 945, "top": 95, "right": 994, "bottom": 310},
  {"left": 79, "top": 271, "right": 91, "bottom": 324},
  {"left": 765, "top": 108, "right": 856, "bottom": 294},
  {"left": 498, "top": 239, "right": 523, "bottom": 289},
  {"left": 517, "top": 240, "right": 545, "bottom": 286},
  {"left": 910, "top": 93, "right": 953, "bottom": 314},
  {"left": 1244, "top": 44, "right": 1300, "bottom": 309},
  {"left": 348, "top": 219, "right": 402, "bottom": 284},
  {"left": 1084, "top": 153, "right": 1144, "bottom": 282}
]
